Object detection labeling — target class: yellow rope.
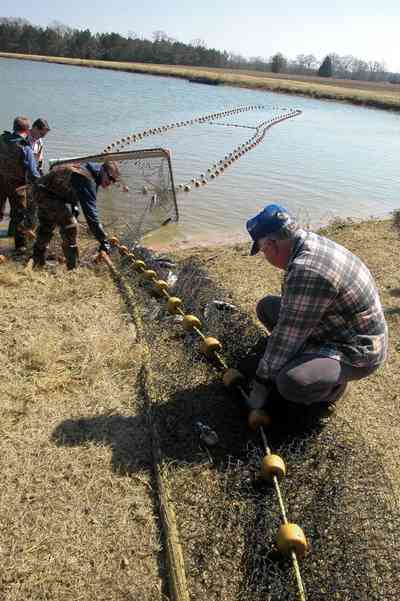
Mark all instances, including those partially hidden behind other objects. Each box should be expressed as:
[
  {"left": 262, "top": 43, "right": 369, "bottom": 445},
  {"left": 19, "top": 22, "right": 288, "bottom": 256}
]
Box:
[
  {"left": 103, "top": 105, "right": 302, "bottom": 195},
  {"left": 106, "top": 225, "right": 308, "bottom": 601}
]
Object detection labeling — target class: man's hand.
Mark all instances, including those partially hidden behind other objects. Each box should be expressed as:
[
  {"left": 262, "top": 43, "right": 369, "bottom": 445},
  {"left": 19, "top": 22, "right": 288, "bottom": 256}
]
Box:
[
  {"left": 248, "top": 378, "right": 271, "bottom": 410},
  {"left": 98, "top": 239, "right": 111, "bottom": 255}
]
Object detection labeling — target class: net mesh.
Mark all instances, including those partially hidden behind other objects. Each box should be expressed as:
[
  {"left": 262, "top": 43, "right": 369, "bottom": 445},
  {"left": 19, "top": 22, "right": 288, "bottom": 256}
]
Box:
[
  {"left": 102, "top": 105, "right": 301, "bottom": 194},
  {"left": 116, "top": 251, "right": 400, "bottom": 601},
  {"left": 49, "top": 148, "right": 178, "bottom": 245}
]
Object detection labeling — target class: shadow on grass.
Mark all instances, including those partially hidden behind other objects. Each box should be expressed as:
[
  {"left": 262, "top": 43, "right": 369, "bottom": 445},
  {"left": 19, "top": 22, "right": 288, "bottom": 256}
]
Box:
[
  {"left": 51, "top": 330, "right": 332, "bottom": 475},
  {"left": 388, "top": 288, "right": 400, "bottom": 298},
  {"left": 51, "top": 411, "right": 152, "bottom": 475},
  {"left": 52, "top": 362, "right": 396, "bottom": 600},
  {"left": 51, "top": 369, "right": 330, "bottom": 476}
]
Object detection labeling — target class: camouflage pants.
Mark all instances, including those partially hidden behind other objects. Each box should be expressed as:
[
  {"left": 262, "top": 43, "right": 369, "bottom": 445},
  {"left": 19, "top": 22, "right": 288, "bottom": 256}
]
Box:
[
  {"left": 33, "top": 194, "right": 79, "bottom": 269},
  {"left": 0, "top": 175, "right": 7, "bottom": 221},
  {"left": 0, "top": 176, "right": 27, "bottom": 248}
]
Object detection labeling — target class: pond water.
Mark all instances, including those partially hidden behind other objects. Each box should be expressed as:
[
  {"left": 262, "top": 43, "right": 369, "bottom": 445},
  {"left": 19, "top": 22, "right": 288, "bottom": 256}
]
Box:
[{"left": 1, "top": 57, "right": 399, "bottom": 247}]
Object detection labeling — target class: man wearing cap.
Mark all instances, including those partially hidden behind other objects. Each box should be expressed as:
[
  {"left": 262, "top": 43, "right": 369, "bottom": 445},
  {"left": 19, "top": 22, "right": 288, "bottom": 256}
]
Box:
[
  {"left": 14, "top": 118, "right": 52, "bottom": 238},
  {"left": 246, "top": 204, "right": 388, "bottom": 413},
  {"left": 0, "top": 116, "right": 41, "bottom": 251},
  {"left": 32, "top": 160, "right": 119, "bottom": 269}
]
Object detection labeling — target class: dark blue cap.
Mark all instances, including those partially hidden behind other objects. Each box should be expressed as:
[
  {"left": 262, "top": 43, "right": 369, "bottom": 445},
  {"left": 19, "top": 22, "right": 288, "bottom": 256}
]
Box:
[{"left": 246, "top": 204, "right": 293, "bottom": 255}]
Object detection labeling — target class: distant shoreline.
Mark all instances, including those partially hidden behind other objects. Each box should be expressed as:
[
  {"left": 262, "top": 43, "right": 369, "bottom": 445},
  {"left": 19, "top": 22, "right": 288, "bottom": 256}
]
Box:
[{"left": 1, "top": 51, "right": 400, "bottom": 112}]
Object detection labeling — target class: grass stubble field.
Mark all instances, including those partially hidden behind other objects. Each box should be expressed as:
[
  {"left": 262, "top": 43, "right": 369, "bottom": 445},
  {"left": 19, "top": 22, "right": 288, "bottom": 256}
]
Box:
[{"left": 0, "top": 216, "right": 399, "bottom": 600}]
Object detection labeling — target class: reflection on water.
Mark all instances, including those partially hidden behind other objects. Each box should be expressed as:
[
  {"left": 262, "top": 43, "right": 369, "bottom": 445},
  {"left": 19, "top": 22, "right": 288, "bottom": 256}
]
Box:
[{"left": 1, "top": 57, "right": 399, "bottom": 246}]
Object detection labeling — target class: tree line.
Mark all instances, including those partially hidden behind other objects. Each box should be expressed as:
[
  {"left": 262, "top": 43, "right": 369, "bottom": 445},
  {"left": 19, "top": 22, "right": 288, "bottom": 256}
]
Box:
[{"left": 1, "top": 17, "right": 399, "bottom": 84}]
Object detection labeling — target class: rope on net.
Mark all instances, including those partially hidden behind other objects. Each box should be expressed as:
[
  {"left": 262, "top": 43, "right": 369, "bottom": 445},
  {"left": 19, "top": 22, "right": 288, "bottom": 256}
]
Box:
[
  {"left": 102, "top": 104, "right": 302, "bottom": 194},
  {"left": 98, "top": 250, "right": 191, "bottom": 601},
  {"left": 97, "top": 242, "right": 308, "bottom": 601}
]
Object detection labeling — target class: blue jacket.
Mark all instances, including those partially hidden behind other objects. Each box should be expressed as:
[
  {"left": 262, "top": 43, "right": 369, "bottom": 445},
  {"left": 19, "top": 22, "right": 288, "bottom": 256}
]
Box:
[
  {"left": 70, "top": 162, "right": 106, "bottom": 242},
  {"left": 0, "top": 131, "right": 41, "bottom": 182}
]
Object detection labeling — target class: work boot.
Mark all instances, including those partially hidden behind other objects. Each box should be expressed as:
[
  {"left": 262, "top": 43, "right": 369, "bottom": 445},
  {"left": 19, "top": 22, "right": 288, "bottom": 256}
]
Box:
[
  {"left": 236, "top": 337, "right": 269, "bottom": 381},
  {"left": 32, "top": 254, "right": 46, "bottom": 268},
  {"left": 8, "top": 220, "right": 16, "bottom": 237},
  {"left": 32, "top": 243, "right": 47, "bottom": 267},
  {"left": 14, "top": 229, "right": 27, "bottom": 251},
  {"left": 64, "top": 246, "right": 79, "bottom": 270},
  {"left": 14, "top": 246, "right": 27, "bottom": 257}
]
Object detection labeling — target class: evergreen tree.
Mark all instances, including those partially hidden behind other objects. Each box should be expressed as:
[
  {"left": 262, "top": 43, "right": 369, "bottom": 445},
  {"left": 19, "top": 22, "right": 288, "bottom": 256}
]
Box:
[
  {"left": 271, "top": 52, "right": 287, "bottom": 73},
  {"left": 318, "top": 55, "right": 333, "bottom": 77}
]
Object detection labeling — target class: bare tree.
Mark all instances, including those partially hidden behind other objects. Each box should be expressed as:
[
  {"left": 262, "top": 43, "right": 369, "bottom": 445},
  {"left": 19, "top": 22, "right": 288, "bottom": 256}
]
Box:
[
  {"left": 190, "top": 38, "right": 207, "bottom": 48},
  {"left": 48, "top": 20, "right": 72, "bottom": 36},
  {"left": 152, "top": 30, "right": 170, "bottom": 42},
  {"left": 293, "top": 53, "right": 317, "bottom": 73},
  {"left": 248, "top": 56, "right": 269, "bottom": 71},
  {"left": 0, "top": 16, "right": 31, "bottom": 26},
  {"left": 228, "top": 52, "right": 248, "bottom": 67},
  {"left": 367, "top": 60, "right": 386, "bottom": 81}
]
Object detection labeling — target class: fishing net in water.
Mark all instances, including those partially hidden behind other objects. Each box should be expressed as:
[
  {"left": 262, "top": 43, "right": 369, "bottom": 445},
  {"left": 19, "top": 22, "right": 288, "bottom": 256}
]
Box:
[{"left": 49, "top": 148, "right": 178, "bottom": 246}]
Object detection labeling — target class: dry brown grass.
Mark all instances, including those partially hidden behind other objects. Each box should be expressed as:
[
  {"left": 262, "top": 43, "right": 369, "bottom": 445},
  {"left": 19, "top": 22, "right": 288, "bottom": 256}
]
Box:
[
  {"left": 216, "top": 66, "right": 400, "bottom": 93},
  {"left": 0, "top": 248, "right": 164, "bottom": 600},
  {"left": 159, "top": 218, "right": 400, "bottom": 600},
  {"left": 1, "top": 217, "right": 399, "bottom": 600},
  {"left": 174, "top": 219, "right": 400, "bottom": 496},
  {"left": 393, "top": 209, "right": 400, "bottom": 235},
  {"left": 1, "top": 52, "right": 400, "bottom": 112}
]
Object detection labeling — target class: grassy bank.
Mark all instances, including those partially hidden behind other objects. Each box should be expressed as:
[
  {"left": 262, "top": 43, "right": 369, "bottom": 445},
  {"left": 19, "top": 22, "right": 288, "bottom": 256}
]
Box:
[
  {"left": 0, "top": 247, "right": 163, "bottom": 600},
  {"left": 1, "top": 218, "right": 399, "bottom": 600},
  {"left": 1, "top": 51, "right": 400, "bottom": 112}
]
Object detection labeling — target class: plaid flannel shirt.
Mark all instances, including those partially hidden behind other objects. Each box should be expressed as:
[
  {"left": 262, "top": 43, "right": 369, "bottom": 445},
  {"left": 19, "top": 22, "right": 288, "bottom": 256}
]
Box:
[{"left": 256, "top": 229, "right": 388, "bottom": 381}]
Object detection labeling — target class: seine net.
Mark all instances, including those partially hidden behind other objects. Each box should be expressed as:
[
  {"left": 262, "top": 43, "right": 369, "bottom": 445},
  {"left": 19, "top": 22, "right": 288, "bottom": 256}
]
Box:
[
  {"left": 49, "top": 148, "right": 178, "bottom": 245},
  {"left": 120, "top": 254, "right": 400, "bottom": 601}
]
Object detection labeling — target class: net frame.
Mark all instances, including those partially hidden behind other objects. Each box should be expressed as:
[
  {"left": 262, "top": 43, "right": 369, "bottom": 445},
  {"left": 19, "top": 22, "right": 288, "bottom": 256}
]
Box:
[{"left": 49, "top": 148, "right": 179, "bottom": 244}]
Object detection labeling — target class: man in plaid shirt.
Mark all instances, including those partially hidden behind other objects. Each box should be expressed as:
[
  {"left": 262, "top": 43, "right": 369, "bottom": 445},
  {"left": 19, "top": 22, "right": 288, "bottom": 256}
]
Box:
[{"left": 246, "top": 204, "right": 388, "bottom": 410}]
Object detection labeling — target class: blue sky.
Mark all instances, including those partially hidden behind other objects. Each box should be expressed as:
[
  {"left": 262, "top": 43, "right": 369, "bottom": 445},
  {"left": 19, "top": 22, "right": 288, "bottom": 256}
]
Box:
[{"left": 2, "top": 0, "right": 399, "bottom": 71}]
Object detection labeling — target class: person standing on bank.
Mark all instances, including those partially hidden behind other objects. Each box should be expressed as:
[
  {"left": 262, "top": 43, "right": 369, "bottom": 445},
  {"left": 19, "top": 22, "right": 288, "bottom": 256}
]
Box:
[
  {"left": 23, "top": 118, "right": 52, "bottom": 234},
  {"left": 0, "top": 116, "right": 41, "bottom": 251},
  {"left": 246, "top": 204, "right": 388, "bottom": 413},
  {"left": 32, "top": 161, "right": 120, "bottom": 269},
  {"left": 28, "top": 118, "right": 51, "bottom": 175}
]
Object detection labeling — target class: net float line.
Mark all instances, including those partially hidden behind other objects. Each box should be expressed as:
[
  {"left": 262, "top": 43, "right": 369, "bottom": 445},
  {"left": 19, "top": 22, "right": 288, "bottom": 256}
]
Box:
[
  {"left": 103, "top": 105, "right": 302, "bottom": 194},
  {"left": 98, "top": 250, "right": 190, "bottom": 601},
  {"left": 97, "top": 240, "right": 308, "bottom": 601}
]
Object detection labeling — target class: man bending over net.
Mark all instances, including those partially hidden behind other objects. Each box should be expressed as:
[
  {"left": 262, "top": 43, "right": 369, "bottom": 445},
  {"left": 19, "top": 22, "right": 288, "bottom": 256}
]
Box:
[{"left": 32, "top": 161, "right": 120, "bottom": 269}]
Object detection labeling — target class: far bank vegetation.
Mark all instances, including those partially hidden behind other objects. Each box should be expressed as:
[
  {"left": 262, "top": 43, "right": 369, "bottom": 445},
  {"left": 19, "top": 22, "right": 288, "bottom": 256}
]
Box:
[
  {"left": 0, "top": 16, "right": 399, "bottom": 84},
  {"left": 1, "top": 17, "right": 400, "bottom": 111}
]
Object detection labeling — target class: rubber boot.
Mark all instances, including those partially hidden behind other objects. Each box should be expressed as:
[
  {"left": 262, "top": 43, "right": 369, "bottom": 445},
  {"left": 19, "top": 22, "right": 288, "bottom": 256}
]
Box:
[
  {"left": 32, "top": 243, "right": 47, "bottom": 268},
  {"left": 64, "top": 245, "right": 79, "bottom": 270},
  {"left": 8, "top": 218, "right": 16, "bottom": 237},
  {"left": 14, "top": 229, "right": 27, "bottom": 254}
]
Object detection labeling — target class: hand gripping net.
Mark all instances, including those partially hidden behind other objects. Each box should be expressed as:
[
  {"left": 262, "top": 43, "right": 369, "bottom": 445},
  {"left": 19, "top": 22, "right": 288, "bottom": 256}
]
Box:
[{"left": 49, "top": 148, "right": 178, "bottom": 245}]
